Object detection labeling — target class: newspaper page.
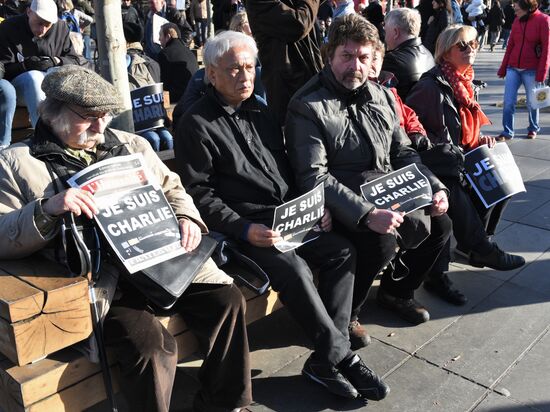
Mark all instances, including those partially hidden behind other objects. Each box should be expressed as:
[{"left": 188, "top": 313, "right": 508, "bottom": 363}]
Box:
[
  {"left": 360, "top": 164, "right": 433, "bottom": 214},
  {"left": 464, "top": 142, "right": 526, "bottom": 208},
  {"left": 67, "top": 154, "right": 185, "bottom": 274},
  {"left": 272, "top": 184, "right": 324, "bottom": 253}
]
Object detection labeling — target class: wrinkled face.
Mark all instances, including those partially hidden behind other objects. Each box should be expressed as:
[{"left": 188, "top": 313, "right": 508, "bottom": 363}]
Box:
[
  {"left": 27, "top": 9, "right": 53, "bottom": 38},
  {"left": 149, "top": 0, "right": 164, "bottom": 13},
  {"left": 369, "top": 50, "right": 383, "bottom": 79},
  {"left": 207, "top": 46, "right": 256, "bottom": 107},
  {"left": 444, "top": 32, "right": 478, "bottom": 72},
  {"left": 57, "top": 106, "right": 112, "bottom": 149},
  {"left": 330, "top": 40, "right": 373, "bottom": 90}
]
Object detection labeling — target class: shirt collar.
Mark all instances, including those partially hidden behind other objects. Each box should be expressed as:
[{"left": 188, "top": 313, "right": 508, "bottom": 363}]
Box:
[{"left": 208, "top": 87, "right": 263, "bottom": 115}]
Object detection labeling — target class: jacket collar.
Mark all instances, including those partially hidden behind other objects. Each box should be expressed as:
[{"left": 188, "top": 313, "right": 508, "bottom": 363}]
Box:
[
  {"left": 30, "top": 119, "right": 126, "bottom": 160},
  {"left": 392, "top": 37, "right": 423, "bottom": 51},
  {"left": 207, "top": 87, "right": 263, "bottom": 115}
]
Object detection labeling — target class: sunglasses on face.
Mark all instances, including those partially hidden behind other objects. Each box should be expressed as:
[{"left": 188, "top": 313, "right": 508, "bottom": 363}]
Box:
[{"left": 455, "top": 39, "right": 479, "bottom": 52}]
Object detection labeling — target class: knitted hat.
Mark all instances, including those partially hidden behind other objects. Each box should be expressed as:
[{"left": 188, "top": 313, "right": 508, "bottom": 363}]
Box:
[
  {"left": 30, "top": 0, "right": 58, "bottom": 24},
  {"left": 42, "top": 66, "right": 123, "bottom": 113},
  {"left": 123, "top": 22, "right": 144, "bottom": 43}
]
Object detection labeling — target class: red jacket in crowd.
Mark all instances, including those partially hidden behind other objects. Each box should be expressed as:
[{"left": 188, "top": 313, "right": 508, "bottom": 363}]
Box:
[
  {"left": 389, "top": 87, "right": 427, "bottom": 137},
  {"left": 498, "top": 9, "right": 550, "bottom": 82}
]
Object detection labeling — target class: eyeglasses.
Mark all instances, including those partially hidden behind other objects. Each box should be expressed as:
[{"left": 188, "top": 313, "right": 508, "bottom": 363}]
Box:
[
  {"left": 67, "top": 106, "right": 112, "bottom": 122},
  {"left": 455, "top": 39, "right": 479, "bottom": 52}
]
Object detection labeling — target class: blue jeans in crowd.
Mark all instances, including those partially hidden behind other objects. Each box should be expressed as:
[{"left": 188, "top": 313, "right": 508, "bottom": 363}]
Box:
[
  {"left": 0, "top": 79, "right": 17, "bottom": 147},
  {"left": 140, "top": 127, "right": 173, "bottom": 151},
  {"left": 83, "top": 34, "right": 92, "bottom": 60},
  {"left": 502, "top": 67, "right": 539, "bottom": 138},
  {"left": 11, "top": 70, "right": 47, "bottom": 127}
]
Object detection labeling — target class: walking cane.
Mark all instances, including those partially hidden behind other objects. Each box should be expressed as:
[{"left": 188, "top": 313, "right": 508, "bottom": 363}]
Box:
[
  {"left": 64, "top": 212, "right": 118, "bottom": 412},
  {"left": 89, "top": 286, "right": 118, "bottom": 412}
]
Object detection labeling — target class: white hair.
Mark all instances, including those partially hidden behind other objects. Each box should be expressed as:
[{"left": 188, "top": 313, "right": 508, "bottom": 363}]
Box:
[
  {"left": 203, "top": 31, "right": 258, "bottom": 67},
  {"left": 385, "top": 8, "right": 421, "bottom": 37}
]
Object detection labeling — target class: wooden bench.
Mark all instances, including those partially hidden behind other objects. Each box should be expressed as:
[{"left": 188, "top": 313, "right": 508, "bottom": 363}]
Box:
[{"left": 0, "top": 260, "right": 282, "bottom": 412}]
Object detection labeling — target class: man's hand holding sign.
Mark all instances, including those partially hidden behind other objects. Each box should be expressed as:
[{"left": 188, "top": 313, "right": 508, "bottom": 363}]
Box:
[{"left": 360, "top": 164, "right": 448, "bottom": 235}]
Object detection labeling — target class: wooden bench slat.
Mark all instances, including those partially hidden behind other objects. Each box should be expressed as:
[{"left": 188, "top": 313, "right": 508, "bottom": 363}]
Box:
[
  {"left": 0, "top": 259, "right": 92, "bottom": 367},
  {"left": 0, "top": 274, "right": 44, "bottom": 323}
]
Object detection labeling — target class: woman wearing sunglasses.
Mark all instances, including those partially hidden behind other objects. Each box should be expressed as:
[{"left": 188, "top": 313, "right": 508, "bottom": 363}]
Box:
[{"left": 406, "top": 25, "right": 525, "bottom": 305}]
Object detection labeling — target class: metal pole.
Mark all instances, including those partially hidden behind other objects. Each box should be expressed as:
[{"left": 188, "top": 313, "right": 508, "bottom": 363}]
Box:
[{"left": 94, "top": 0, "right": 134, "bottom": 132}]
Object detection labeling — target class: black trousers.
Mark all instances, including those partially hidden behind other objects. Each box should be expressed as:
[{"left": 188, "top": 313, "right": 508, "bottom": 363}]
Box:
[
  {"left": 428, "top": 176, "right": 509, "bottom": 276},
  {"left": 342, "top": 214, "right": 452, "bottom": 320},
  {"left": 103, "top": 282, "right": 251, "bottom": 412},
  {"left": 237, "top": 232, "right": 355, "bottom": 366}
]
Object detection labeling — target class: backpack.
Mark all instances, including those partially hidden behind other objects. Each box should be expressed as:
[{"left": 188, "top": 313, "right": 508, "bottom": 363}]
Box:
[{"left": 127, "top": 53, "right": 156, "bottom": 90}]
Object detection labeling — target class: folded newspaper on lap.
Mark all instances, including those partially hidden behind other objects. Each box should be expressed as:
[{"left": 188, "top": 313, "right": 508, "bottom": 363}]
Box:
[
  {"left": 272, "top": 184, "right": 324, "bottom": 253},
  {"left": 464, "top": 142, "right": 526, "bottom": 209},
  {"left": 360, "top": 164, "right": 433, "bottom": 214},
  {"left": 67, "top": 154, "right": 185, "bottom": 274}
]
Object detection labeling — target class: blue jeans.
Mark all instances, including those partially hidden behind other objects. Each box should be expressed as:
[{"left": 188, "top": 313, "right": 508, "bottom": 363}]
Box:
[
  {"left": 502, "top": 67, "right": 539, "bottom": 138},
  {"left": 83, "top": 34, "right": 92, "bottom": 60},
  {"left": 140, "top": 127, "right": 173, "bottom": 151},
  {"left": 11, "top": 70, "right": 47, "bottom": 127},
  {"left": 0, "top": 79, "right": 17, "bottom": 147}
]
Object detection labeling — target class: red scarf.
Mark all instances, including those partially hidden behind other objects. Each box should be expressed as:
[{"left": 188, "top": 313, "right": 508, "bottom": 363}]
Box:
[{"left": 440, "top": 61, "right": 491, "bottom": 151}]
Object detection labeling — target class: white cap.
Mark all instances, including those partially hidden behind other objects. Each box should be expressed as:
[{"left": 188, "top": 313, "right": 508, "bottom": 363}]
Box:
[{"left": 30, "top": 0, "right": 59, "bottom": 24}]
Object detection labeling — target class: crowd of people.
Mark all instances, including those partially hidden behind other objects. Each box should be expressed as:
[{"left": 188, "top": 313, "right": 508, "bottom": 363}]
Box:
[{"left": 0, "top": 0, "right": 549, "bottom": 411}]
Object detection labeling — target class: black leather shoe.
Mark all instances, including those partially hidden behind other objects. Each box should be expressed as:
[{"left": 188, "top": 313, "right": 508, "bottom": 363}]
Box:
[
  {"left": 348, "top": 320, "right": 371, "bottom": 350},
  {"left": 302, "top": 354, "right": 359, "bottom": 399},
  {"left": 424, "top": 273, "right": 467, "bottom": 306},
  {"left": 469, "top": 244, "right": 525, "bottom": 271},
  {"left": 377, "top": 290, "right": 430, "bottom": 324},
  {"left": 338, "top": 354, "right": 390, "bottom": 401}
]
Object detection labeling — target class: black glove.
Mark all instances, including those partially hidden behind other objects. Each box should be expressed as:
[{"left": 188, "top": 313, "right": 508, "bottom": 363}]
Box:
[
  {"left": 409, "top": 133, "right": 433, "bottom": 152},
  {"left": 23, "top": 56, "right": 56, "bottom": 72}
]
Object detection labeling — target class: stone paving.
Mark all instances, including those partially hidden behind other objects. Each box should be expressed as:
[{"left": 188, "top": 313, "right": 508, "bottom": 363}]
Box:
[{"left": 90, "top": 45, "right": 550, "bottom": 412}]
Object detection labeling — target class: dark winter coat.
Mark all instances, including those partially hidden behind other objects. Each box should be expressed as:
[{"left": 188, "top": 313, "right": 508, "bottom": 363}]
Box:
[
  {"left": 285, "top": 66, "right": 446, "bottom": 230},
  {"left": 0, "top": 14, "right": 84, "bottom": 81},
  {"left": 381, "top": 37, "right": 436, "bottom": 99},
  {"left": 175, "top": 89, "right": 294, "bottom": 239},
  {"left": 158, "top": 37, "right": 199, "bottom": 103},
  {"left": 245, "top": 0, "right": 323, "bottom": 125}
]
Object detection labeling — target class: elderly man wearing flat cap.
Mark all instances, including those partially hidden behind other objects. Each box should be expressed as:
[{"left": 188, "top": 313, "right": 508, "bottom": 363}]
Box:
[
  {"left": 0, "top": 0, "right": 86, "bottom": 138},
  {"left": 0, "top": 66, "right": 252, "bottom": 412}
]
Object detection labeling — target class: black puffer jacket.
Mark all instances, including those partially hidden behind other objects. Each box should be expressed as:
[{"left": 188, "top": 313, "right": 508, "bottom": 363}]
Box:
[
  {"left": 406, "top": 65, "right": 462, "bottom": 146},
  {"left": 382, "top": 37, "right": 435, "bottom": 100},
  {"left": 285, "top": 66, "right": 446, "bottom": 230}
]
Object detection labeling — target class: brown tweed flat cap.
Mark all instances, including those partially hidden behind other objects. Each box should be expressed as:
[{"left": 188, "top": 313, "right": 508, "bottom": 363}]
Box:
[{"left": 42, "top": 66, "right": 122, "bottom": 113}]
